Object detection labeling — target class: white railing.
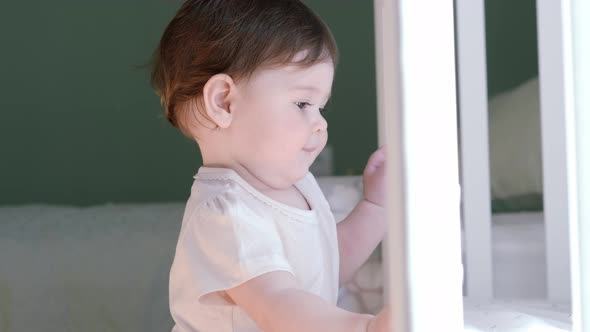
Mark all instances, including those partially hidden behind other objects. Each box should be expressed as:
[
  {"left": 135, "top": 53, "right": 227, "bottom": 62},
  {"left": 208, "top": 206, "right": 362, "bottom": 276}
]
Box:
[
  {"left": 375, "top": 0, "right": 464, "bottom": 330},
  {"left": 455, "top": 0, "right": 494, "bottom": 300},
  {"left": 536, "top": 0, "right": 575, "bottom": 304},
  {"left": 569, "top": 0, "right": 590, "bottom": 329},
  {"left": 376, "top": 0, "right": 589, "bottom": 330}
]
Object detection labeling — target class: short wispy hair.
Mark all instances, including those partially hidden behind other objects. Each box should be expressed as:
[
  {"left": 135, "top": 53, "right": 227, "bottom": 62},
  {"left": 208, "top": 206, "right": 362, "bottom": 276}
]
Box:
[{"left": 151, "top": 0, "right": 338, "bottom": 137}]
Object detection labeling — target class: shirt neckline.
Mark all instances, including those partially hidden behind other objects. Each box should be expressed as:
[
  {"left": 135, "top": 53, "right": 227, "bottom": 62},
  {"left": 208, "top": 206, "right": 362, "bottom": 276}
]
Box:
[{"left": 194, "top": 166, "right": 318, "bottom": 219}]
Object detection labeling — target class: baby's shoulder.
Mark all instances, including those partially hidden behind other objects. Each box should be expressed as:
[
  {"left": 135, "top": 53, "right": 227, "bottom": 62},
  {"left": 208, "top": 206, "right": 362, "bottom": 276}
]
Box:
[
  {"left": 189, "top": 177, "right": 250, "bottom": 214},
  {"left": 182, "top": 178, "right": 278, "bottom": 239}
]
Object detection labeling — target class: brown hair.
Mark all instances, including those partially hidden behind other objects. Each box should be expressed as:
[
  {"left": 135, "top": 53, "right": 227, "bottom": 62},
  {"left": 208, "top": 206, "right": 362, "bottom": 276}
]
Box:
[{"left": 151, "top": 0, "right": 339, "bottom": 138}]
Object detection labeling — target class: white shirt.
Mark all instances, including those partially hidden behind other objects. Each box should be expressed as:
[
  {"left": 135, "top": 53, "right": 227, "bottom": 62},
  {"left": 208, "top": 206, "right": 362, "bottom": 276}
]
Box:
[{"left": 169, "top": 167, "right": 340, "bottom": 332}]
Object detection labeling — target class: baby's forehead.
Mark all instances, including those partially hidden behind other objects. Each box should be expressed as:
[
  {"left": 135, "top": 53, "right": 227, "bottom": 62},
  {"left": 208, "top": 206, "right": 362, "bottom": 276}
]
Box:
[
  {"left": 247, "top": 63, "right": 333, "bottom": 95},
  {"left": 256, "top": 61, "right": 333, "bottom": 82}
]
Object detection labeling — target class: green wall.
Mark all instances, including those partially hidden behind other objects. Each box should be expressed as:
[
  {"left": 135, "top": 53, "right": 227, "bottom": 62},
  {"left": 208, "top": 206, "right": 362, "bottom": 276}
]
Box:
[
  {"left": 485, "top": 0, "right": 538, "bottom": 97},
  {"left": 0, "top": 0, "right": 378, "bottom": 205},
  {"left": 0, "top": 0, "right": 539, "bottom": 206}
]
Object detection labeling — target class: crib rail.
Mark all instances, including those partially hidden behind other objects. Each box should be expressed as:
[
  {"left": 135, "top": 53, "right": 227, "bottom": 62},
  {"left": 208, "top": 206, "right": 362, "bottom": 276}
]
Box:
[
  {"left": 376, "top": 0, "right": 588, "bottom": 329},
  {"left": 375, "top": 0, "right": 463, "bottom": 330},
  {"left": 455, "top": 0, "right": 494, "bottom": 300}
]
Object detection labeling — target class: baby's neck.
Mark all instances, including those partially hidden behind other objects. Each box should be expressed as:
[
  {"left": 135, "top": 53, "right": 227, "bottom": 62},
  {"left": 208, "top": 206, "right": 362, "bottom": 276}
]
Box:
[
  {"left": 203, "top": 161, "right": 312, "bottom": 211},
  {"left": 259, "top": 185, "right": 311, "bottom": 211},
  {"left": 231, "top": 165, "right": 312, "bottom": 211},
  {"left": 199, "top": 147, "right": 311, "bottom": 210}
]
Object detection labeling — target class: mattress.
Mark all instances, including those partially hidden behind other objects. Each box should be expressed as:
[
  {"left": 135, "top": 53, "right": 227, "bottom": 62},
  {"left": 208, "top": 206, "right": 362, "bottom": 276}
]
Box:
[
  {"left": 339, "top": 211, "right": 573, "bottom": 331},
  {"left": 463, "top": 298, "right": 572, "bottom": 331},
  {"left": 0, "top": 195, "right": 573, "bottom": 331},
  {"left": 491, "top": 212, "right": 549, "bottom": 299}
]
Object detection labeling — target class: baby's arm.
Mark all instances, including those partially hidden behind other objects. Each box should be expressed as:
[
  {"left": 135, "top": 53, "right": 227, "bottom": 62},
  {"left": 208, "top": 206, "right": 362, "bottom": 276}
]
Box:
[
  {"left": 337, "top": 199, "right": 386, "bottom": 285},
  {"left": 338, "top": 146, "right": 388, "bottom": 285},
  {"left": 226, "top": 270, "right": 389, "bottom": 332}
]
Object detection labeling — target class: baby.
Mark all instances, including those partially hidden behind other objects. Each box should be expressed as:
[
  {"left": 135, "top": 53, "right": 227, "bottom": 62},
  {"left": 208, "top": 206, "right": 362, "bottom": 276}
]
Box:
[{"left": 151, "top": 0, "right": 390, "bottom": 331}]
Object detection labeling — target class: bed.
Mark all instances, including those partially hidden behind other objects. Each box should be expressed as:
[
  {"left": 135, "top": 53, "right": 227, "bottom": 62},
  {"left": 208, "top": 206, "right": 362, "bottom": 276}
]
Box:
[
  {"left": 318, "top": 177, "right": 573, "bottom": 330},
  {"left": 0, "top": 174, "right": 575, "bottom": 331},
  {"left": 336, "top": 210, "right": 573, "bottom": 331}
]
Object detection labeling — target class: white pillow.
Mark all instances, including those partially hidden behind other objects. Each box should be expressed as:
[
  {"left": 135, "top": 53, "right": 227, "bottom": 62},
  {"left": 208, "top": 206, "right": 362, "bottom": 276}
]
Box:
[{"left": 488, "top": 77, "right": 543, "bottom": 199}]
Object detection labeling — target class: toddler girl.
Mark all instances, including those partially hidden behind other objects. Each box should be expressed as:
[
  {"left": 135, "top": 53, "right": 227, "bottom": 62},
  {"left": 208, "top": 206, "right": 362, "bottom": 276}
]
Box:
[{"left": 151, "top": 1, "right": 390, "bottom": 331}]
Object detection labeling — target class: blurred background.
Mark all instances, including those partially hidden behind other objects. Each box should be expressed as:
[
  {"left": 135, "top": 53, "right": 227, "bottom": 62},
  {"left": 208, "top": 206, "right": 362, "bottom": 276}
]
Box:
[
  {"left": 0, "top": 0, "right": 380, "bottom": 206},
  {"left": 0, "top": 0, "right": 539, "bottom": 207}
]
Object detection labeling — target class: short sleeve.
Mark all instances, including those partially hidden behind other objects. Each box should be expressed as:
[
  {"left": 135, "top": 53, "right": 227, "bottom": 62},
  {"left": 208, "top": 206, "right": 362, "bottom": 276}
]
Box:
[{"left": 179, "top": 190, "right": 294, "bottom": 305}]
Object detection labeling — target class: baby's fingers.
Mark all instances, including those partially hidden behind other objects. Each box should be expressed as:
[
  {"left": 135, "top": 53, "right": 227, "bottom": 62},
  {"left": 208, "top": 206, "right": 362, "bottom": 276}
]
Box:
[
  {"left": 364, "top": 145, "right": 387, "bottom": 175},
  {"left": 367, "top": 305, "right": 393, "bottom": 332}
]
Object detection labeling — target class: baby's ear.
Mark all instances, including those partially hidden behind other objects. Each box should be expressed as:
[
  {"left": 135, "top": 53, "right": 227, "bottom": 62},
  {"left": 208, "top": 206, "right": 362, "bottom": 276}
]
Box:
[{"left": 202, "top": 73, "right": 235, "bottom": 129}]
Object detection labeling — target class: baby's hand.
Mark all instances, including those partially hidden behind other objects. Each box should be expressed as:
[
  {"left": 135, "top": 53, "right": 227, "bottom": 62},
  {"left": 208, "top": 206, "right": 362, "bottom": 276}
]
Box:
[
  {"left": 363, "top": 146, "right": 387, "bottom": 207},
  {"left": 367, "top": 305, "right": 393, "bottom": 332}
]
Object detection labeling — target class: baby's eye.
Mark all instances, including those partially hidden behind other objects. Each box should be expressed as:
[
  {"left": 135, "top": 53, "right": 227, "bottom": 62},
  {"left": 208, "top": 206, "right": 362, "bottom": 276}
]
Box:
[{"left": 295, "top": 101, "right": 312, "bottom": 110}]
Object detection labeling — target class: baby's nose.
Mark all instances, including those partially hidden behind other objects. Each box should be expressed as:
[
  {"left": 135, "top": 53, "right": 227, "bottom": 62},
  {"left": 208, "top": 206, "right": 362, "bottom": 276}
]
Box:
[{"left": 313, "top": 113, "right": 328, "bottom": 132}]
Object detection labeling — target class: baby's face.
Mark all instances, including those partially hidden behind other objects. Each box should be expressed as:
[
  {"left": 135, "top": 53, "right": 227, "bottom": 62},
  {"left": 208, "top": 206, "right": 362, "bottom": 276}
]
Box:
[{"left": 228, "top": 57, "right": 334, "bottom": 189}]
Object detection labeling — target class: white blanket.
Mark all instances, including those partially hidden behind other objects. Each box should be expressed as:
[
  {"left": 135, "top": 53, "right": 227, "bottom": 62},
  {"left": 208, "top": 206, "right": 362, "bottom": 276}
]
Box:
[
  {"left": 0, "top": 201, "right": 574, "bottom": 331},
  {"left": 464, "top": 299, "right": 572, "bottom": 331}
]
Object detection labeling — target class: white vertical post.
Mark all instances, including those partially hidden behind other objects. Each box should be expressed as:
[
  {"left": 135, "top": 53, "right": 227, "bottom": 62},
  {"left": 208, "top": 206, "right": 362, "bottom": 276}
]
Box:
[
  {"left": 373, "top": 0, "right": 395, "bottom": 308},
  {"left": 455, "top": 0, "right": 494, "bottom": 299},
  {"left": 569, "top": 0, "right": 589, "bottom": 329},
  {"left": 374, "top": 0, "right": 408, "bottom": 330},
  {"left": 536, "top": 0, "right": 574, "bottom": 303},
  {"left": 375, "top": 0, "right": 463, "bottom": 330}
]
